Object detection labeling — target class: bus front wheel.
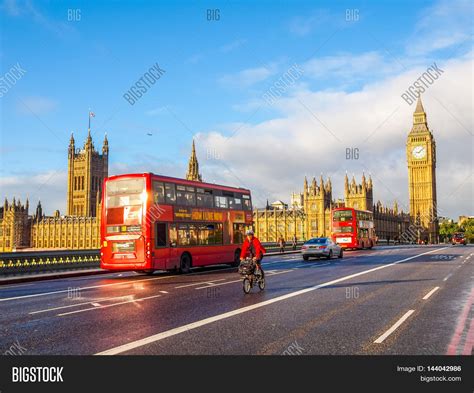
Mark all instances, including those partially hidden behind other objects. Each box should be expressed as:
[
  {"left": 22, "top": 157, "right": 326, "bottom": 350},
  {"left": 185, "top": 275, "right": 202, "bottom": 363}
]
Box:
[{"left": 179, "top": 253, "right": 192, "bottom": 274}]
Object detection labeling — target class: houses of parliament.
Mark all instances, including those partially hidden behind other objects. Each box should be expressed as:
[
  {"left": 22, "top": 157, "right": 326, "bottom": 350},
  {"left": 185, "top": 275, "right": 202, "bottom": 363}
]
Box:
[{"left": 0, "top": 96, "right": 439, "bottom": 251}]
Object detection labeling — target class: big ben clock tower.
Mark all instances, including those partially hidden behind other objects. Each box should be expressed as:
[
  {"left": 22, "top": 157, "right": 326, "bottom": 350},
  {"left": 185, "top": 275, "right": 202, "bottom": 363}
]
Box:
[{"left": 406, "top": 96, "right": 438, "bottom": 243}]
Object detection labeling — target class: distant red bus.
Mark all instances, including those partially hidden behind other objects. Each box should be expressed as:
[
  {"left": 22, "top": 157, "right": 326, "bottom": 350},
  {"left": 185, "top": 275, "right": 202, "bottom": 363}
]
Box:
[
  {"left": 331, "top": 207, "right": 376, "bottom": 249},
  {"left": 100, "top": 173, "right": 253, "bottom": 274}
]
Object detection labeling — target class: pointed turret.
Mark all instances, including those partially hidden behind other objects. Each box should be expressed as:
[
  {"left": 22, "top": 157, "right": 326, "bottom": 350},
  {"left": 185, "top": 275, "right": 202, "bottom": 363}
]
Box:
[
  {"left": 414, "top": 96, "right": 425, "bottom": 113},
  {"left": 102, "top": 133, "right": 109, "bottom": 155},
  {"left": 35, "top": 200, "right": 43, "bottom": 220},
  {"left": 85, "top": 128, "right": 93, "bottom": 149},
  {"left": 325, "top": 177, "right": 332, "bottom": 193},
  {"left": 311, "top": 177, "right": 317, "bottom": 194},
  {"left": 411, "top": 95, "right": 429, "bottom": 130},
  {"left": 304, "top": 176, "right": 308, "bottom": 194},
  {"left": 344, "top": 172, "right": 349, "bottom": 192},
  {"left": 186, "top": 140, "right": 202, "bottom": 182},
  {"left": 68, "top": 132, "right": 75, "bottom": 157}
]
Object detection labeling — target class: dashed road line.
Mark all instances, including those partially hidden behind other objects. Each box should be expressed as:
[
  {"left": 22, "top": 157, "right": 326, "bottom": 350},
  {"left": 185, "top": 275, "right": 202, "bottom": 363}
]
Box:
[
  {"left": 29, "top": 294, "right": 139, "bottom": 315},
  {"left": 443, "top": 273, "right": 453, "bottom": 282},
  {"left": 96, "top": 247, "right": 446, "bottom": 355},
  {"left": 374, "top": 310, "right": 415, "bottom": 344},
  {"left": 58, "top": 294, "right": 162, "bottom": 316},
  {"left": 422, "top": 286, "right": 440, "bottom": 300},
  {"left": 175, "top": 279, "right": 225, "bottom": 289},
  {"left": 0, "top": 275, "right": 173, "bottom": 302}
]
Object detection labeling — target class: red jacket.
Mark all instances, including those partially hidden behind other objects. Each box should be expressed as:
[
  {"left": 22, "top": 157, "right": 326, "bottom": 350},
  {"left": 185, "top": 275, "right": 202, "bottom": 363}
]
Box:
[{"left": 240, "top": 237, "right": 266, "bottom": 259}]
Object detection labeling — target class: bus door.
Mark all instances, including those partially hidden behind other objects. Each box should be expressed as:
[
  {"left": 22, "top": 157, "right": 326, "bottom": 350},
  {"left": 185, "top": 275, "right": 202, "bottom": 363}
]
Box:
[{"left": 152, "top": 222, "right": 173, "bottom": 270}]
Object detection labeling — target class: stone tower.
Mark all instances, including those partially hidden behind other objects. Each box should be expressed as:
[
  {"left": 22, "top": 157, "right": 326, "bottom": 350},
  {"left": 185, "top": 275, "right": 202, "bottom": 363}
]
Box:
[
  {"left": 303, "top": 175, "right": 332, "bottom": 237},
  {"left": 406, "top": 96, "right": 438, "bottom": 242},
  {"left": 0, "top": 198, "right": 31, "bottom": 252},
  {"left": 344, "top": 173, "right": 373, "bottom": 211},
  {"left": 186, "top": 139, "right": 202, "bottom": 182},
  {"left": 67, "top": 130, "right": 108, "bottom": 217}
]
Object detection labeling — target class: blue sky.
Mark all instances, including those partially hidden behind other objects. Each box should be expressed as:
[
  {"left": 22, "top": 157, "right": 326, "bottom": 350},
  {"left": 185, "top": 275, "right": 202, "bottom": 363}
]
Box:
[{"left": 0, "top": 0, "right": 472, "bottom": 217}]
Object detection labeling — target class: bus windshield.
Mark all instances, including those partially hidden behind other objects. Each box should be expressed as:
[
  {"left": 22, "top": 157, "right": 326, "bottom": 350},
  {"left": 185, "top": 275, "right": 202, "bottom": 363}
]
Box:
[
  {"left": 333, "top": 210, "right": 353, "bottom": 222},
  {"left": 106, "top": 178, "right": 146, "bottom": 226}
]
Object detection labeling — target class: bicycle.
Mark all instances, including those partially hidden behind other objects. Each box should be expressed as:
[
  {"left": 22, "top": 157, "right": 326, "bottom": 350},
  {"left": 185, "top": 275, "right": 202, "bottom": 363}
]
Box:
[{"left": 238, "top": 257, "right": 265, "bottom": 294}]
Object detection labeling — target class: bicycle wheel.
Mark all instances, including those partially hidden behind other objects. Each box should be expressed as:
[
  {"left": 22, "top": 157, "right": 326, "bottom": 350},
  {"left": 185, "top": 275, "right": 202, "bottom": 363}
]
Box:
[
  {"left": 243, "top": 278, "right": 251, "bottom": 294},
  {"left": 258, "top": 278, "right": 265, "bottom": 291}
]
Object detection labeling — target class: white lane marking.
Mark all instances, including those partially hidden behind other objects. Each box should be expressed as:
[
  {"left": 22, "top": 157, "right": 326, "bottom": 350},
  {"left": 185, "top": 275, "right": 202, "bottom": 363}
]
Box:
[
  {"left": 311, "top": 262, "right": 331, "bottom": 268},
  {"left": 0, "top": 283, "right": 34, "bottom": 289},
  {"left": 195, "top": 279, "right": 241, "bottom": 290},
  {"left": 96, "top": 247, "right": 446, "bottom": 355},
  {"left": 294, "top": 262, "right": 330, "bottom": 268},
  {"left": 374, "top": 310, "right": 415, "bottom": 344},
  {"left": 0, "top": 275, "right": 173, "bottom": 302},
  {"left": 92, "top": 303, "right": 101, "bottom": 307},
  {"left": 422, "top": 286, "right": 440, "bottom": 300},
  {"left": 443, "top": 273, "right": 453, "bottom": 282},
  {"left": 194, "top": 270, "right": 294, "bottom": 289},
  {"left": 159, "top": 291, "right": 169, "bottom": 294},
  {"left": 175, "top": 279, "right": 225, "bottom": 289},
  {"left": 29, "top": 294, "right": 141, "bottom": 314},
  {"left": 58, "top": 294, "right": 162, "bottom": 316}
]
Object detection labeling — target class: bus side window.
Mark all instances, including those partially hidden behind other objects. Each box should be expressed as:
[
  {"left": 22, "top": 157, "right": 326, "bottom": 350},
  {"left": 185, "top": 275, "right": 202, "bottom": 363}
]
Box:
[
  {"left": 165, "top": 183, "right": 176, "bottom": 204},
  {"left": 169, "top": 224, "right": 177, "bottom": 247},
  {"left": 155, "top": 222, "right": 167, "bottom": 247},
  {"left": 152, "top": 181, "right": 165, "bottom": 204}
]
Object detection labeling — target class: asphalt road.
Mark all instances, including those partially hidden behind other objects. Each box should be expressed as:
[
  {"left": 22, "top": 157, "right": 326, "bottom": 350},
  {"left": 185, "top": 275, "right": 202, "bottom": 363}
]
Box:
[{"left": 0, "top": 245, "right": 472, "bottom": 355}]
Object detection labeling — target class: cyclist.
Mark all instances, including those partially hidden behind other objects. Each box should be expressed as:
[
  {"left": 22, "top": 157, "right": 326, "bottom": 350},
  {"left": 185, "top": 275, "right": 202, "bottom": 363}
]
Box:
[{"left": 240, "top": 229, "right": 266, "bottom": 278}]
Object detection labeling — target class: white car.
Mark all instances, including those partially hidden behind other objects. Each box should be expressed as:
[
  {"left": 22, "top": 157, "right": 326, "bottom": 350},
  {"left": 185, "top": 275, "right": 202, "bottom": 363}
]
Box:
[{"left": 301, "top": 237, "right": 343, "bottom": 261}]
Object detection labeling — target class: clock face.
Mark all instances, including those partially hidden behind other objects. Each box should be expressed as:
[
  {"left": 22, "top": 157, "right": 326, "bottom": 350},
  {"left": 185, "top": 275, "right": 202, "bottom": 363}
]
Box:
[{"left": 412, "top": 145, "right": 426, "bottom": 159}]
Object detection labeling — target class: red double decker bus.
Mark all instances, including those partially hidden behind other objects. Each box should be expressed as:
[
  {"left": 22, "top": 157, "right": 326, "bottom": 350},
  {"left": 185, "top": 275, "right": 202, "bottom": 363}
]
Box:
[
  {"left": 331, "top": 207, "right": 376, "bottom": 249},
  {"left": 100, "top": 173, "right": 253, "bottom": 274}
]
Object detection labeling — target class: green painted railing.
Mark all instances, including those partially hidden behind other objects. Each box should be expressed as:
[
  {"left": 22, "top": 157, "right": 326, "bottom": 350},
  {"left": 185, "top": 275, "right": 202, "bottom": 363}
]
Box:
[
  {"left": 0, "top": 250, "right": 100, "bottom": 274},
  {"left": 0, "top": 242, "right": 305, "bottom": 275}
]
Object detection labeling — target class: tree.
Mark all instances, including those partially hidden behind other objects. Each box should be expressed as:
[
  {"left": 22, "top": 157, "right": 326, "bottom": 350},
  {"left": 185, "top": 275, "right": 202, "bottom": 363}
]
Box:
[
  {"left": 439, "top": 221, "right": 458, "bottom": 243},
  {"left": 460, "top": 218, "right": 474, "bottom": 243}
]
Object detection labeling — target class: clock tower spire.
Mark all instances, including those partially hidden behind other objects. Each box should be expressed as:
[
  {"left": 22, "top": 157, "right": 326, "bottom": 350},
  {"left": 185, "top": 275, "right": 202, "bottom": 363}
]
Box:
[{"left": 406, "top": 95, "right": 438, "bottom": 243}]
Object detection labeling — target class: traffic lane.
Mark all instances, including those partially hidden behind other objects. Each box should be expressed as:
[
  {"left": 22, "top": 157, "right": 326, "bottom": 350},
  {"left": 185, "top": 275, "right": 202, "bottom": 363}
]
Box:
[
  {"left": 374, "top": 248, "right": 473, "bottom": 355},
  {"left": 0, "top": 247, "right": 446, "bottom": 354},
  {"left": 0, "top": 246, "right": 383, "bottom": 317},
  {"left": 0, "top": 245, "right": 422, "bottom": 299},
  {"left": 4, "top": 245, "right": 428, "bottom": 324},
  {"left": 95, "top": 247, "right": 451, "bottom": 355},
  {"left": 0, "top": 245, "right": 444, "bottom": 353}
]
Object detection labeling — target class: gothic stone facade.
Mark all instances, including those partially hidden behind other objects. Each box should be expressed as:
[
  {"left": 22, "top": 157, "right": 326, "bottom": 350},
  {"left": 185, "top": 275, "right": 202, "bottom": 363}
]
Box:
[{"left": 253, "top": 175, "right": 410, "bottom": 242}]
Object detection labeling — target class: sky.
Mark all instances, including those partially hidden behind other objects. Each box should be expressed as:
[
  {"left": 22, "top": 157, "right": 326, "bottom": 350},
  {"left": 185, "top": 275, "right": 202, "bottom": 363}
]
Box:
[{"left": 0, "top": 0, "right": 472, "bottom": 219}]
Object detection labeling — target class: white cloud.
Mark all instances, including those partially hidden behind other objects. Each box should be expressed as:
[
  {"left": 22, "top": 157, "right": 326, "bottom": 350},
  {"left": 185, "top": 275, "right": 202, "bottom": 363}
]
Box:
[
  {"left": 2, "top": 0, "right": 20, "bottom": 16},
  {"left": 302, "top": 51, "right": 404, "bottom": 81},
  {"left": 145, "top": 106, "right": 167, "bottom": 116},
  {"left": 197, "top": 53, "right": 473, "bottom": 218},
  {"left": 186, "top": 53, "right": 204, "bottom": 64},
  {"left": 17, "top": 96, "right": 58, "bottom": 115},
  {"left": 0, "top": 170, "right": 67, "bottom": 216},
  {"left": 218, "top": 63, "right": 278, "bottom": 88},
  {"left": 288, "top": 9, "right": 335, "bottom": 36},
  {"left": 407, "top": 0, "right": 472, "bottom": 55},
  {"left": 220, "top": 39, "right": 247, "bottom": 53}
]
